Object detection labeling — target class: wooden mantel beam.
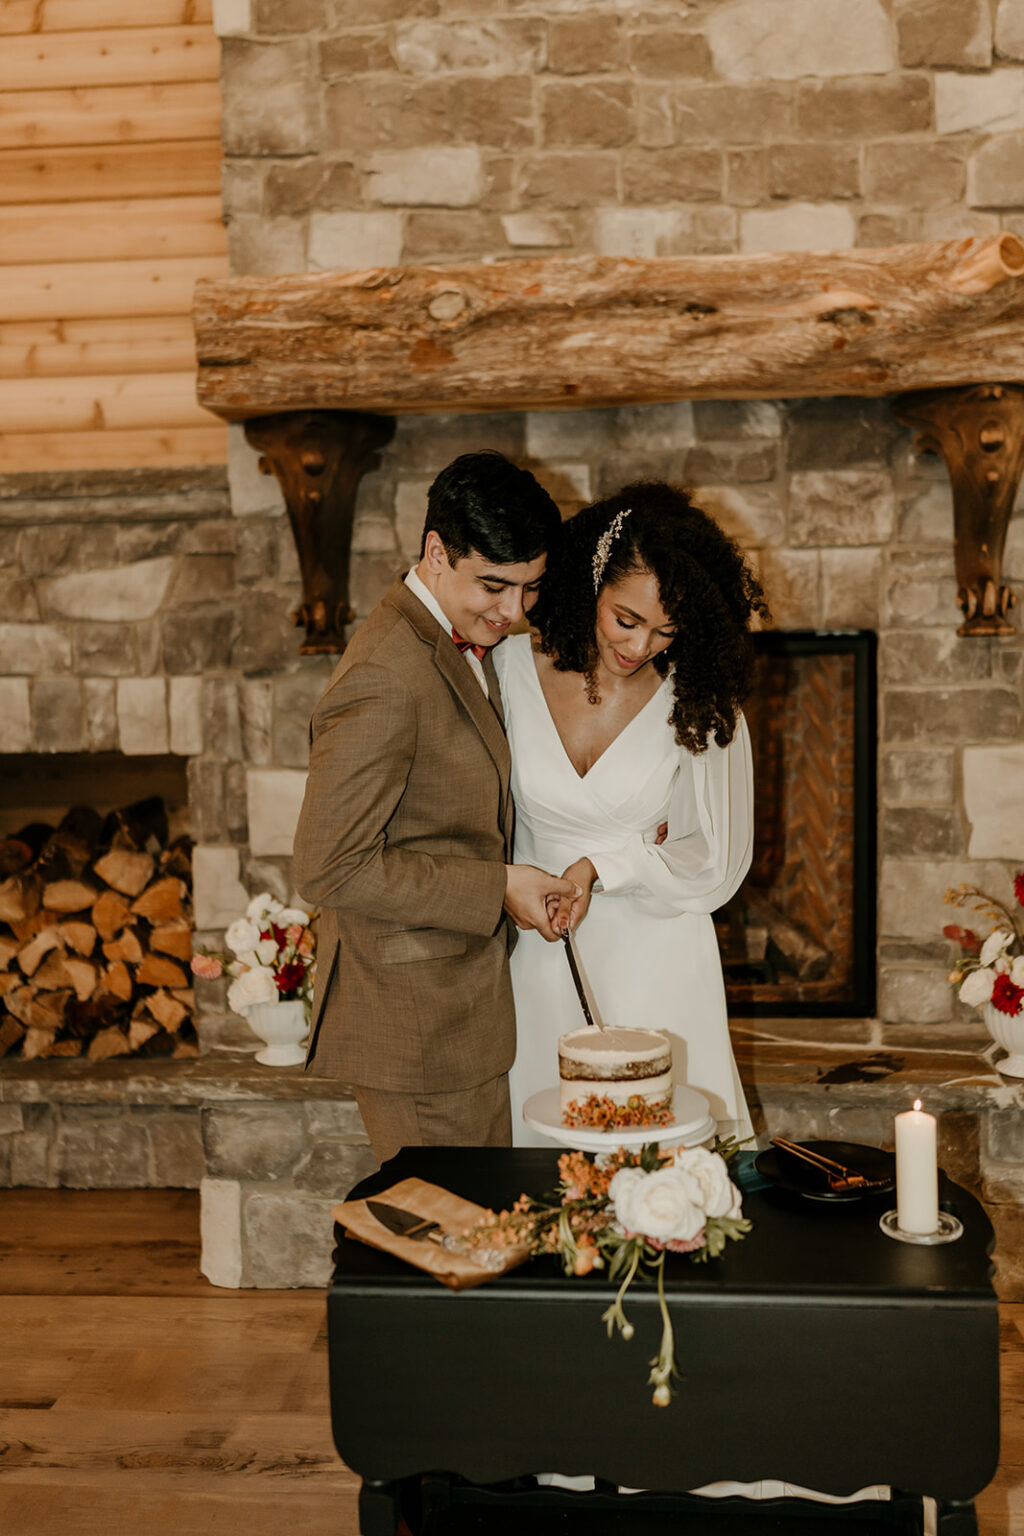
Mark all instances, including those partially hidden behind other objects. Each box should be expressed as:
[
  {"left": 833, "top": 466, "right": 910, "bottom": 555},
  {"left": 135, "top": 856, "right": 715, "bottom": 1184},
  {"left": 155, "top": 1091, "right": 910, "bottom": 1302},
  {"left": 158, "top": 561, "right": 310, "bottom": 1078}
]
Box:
[{"left": 192, "top": 235, "right": 1024, "bottom": 421}]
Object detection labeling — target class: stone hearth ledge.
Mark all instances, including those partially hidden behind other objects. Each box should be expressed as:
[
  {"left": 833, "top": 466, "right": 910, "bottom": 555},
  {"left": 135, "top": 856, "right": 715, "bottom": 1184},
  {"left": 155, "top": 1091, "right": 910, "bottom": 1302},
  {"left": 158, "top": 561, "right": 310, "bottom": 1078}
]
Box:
[{"left": 2, "top": 1041, "right": 1022, "bottom": 1292}]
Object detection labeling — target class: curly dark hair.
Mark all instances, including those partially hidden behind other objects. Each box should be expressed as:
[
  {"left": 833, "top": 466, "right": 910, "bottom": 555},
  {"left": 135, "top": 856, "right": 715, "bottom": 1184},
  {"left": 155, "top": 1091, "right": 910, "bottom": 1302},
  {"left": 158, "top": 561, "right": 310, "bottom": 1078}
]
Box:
[{"left": 530, "top": 482, "right": 770, "bottom": 754}]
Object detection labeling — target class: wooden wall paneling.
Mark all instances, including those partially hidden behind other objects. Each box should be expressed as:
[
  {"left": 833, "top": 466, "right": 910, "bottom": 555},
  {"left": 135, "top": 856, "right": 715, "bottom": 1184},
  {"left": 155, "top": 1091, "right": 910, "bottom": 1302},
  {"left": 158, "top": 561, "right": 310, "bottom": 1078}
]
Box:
[
  {"left": 0, "top": 197, "right": 227, "bottom": 265},
  {"left": 0, "top": 28, "right": 220, "bottom": 92},
  {"left": 0, "top": 371, "right": 215, "bottom": 432},
  {"left": 0, "top": 141, "right": 223, "bottom": 203},
  {"left": 5, "top": 256, "right": 227, "bottom": 322},
  {"left": 0, "top": 3, "right": 227, "bottom": 471},
  {"left": 0, "top": 1, "right": 213, "bottom": 34},
  {"left": 0, "top": 426, "right": 228, "bottom": 470},
  {"left": 0, "top": 317, "right": 201, "bottom": 378},
  {"left": 0, "top": 80, "right": 223, "bottom": 149}
]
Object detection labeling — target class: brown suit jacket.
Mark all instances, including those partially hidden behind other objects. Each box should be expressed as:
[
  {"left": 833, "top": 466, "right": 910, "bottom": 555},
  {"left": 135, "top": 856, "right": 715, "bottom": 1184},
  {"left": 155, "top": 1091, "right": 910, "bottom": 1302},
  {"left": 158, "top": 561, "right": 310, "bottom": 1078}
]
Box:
[{"left": 292, "top": 578, "right": 515, "bottom": 1094}]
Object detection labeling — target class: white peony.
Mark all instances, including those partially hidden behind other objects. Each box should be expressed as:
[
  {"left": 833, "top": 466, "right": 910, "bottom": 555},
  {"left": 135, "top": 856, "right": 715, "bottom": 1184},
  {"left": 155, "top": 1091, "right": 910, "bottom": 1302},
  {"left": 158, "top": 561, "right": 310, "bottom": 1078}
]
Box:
[
  {"left": 960, "top": 966, "right": 996, "bottom": 1006},
  {"left": 225, "top": 918, "right": 261, "bottom": 956},
  {"left": 227, "top": 965, "right": 278, "bottom": 1015},
  {"left": 610, "top": 1165, "right": 705, "bottom": 1243},
  {"left": 255, "top": 937, "right": 279, "bottom": 965},
  {"left": 979, "top": 929, "right": 1012, "bottom": 967},
  {"left": 276, "top": 906, "right": 310, "bottom": 927},
  {"left": 246, "top": 892, "right": 283, "bottom": 925},
  {"left": 1011, "top": 956, "right": 1024, "bottom": 988},
  {"left": 674, "top": 1146, "right": 742, "bottom": 1220}
]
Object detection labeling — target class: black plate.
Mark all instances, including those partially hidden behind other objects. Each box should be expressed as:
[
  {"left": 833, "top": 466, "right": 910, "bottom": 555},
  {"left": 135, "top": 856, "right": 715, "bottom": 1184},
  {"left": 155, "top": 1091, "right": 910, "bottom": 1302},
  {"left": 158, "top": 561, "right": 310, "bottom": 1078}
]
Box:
[{"left": 754, "top": 1140, "right": 896, "bottom": 1203}]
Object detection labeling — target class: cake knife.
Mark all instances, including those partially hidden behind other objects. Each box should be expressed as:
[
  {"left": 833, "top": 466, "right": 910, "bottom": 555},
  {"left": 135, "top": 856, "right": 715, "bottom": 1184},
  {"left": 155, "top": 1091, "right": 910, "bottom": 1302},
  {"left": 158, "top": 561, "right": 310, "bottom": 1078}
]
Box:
[{"left": 562, "top": 928, "right": 607, "bottom": 1030}]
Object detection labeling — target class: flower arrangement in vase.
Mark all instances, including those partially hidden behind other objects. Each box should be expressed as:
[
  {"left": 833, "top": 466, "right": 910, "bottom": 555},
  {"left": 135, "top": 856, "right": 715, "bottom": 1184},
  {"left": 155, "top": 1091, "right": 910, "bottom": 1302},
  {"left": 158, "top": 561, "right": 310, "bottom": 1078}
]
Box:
[
  {"left": 191, "top": 892, "right": 316, "bottom": 1065},
  {"left": 944, "top": 872, "right": 1024, "bottom": 1075},
  {"left": 460, "top": 1140, "right": 750, "bottom": 1406}
]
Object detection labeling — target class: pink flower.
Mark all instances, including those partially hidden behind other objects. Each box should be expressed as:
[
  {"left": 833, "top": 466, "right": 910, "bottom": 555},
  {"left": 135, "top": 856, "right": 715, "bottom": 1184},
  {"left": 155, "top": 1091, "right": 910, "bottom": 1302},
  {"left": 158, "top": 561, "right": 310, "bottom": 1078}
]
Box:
[
  {"left": 190, "top": 954, "right": 223, "bottom": 980},
  {"left": 285, "top": 923, "right": 304, "bottom": 947}
]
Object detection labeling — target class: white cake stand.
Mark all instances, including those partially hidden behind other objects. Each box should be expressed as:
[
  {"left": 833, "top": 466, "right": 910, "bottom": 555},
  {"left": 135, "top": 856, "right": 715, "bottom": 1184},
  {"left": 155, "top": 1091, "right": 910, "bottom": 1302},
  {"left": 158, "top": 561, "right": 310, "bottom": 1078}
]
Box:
[{"left": 522, "top": 1085, "right": 716, "bottom": 1152}]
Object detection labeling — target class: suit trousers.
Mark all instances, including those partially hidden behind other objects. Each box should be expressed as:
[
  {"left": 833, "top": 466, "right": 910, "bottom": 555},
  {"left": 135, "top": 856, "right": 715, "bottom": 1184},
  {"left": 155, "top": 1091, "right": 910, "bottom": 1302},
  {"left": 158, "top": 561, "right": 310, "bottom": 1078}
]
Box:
[{"left": 353, "top": 1073, "right": 513, "bottom": 1166}]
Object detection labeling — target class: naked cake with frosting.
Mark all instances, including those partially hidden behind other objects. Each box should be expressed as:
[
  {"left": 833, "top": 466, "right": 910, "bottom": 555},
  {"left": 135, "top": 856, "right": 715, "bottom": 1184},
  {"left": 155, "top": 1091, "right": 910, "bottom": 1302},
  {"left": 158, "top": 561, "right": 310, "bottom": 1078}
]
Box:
[{"left": 558, "top": 1025, "right": 673, "bottom": 1119}]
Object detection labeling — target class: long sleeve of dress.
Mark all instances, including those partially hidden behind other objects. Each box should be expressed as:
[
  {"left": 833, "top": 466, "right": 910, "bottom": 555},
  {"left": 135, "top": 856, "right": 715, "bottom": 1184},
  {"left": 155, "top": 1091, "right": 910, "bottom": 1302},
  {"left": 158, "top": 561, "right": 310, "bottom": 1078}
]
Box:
[{"left": 588, "top": 714, "right": 753, "bottom": 916}]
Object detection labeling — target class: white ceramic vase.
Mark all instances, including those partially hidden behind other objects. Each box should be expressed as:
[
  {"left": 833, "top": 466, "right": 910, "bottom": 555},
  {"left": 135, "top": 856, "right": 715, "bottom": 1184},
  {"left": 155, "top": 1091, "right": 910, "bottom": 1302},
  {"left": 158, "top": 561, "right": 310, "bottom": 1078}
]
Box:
[
  {"left": 247, "top": 998, "right": 308, "bottom": 1067},
  {"left": 983, "top": 1000, "right": 1024, "bottom": 1078}
]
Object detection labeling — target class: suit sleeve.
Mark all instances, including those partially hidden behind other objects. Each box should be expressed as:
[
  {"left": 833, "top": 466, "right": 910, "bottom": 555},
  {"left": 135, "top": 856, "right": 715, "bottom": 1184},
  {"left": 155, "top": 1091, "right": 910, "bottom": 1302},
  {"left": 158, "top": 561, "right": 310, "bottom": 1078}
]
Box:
[
  {"left": 588, "top": 714, "right": 754, "bottom": 915},
  {"left": 292, "top": 662, "right": 508, "bottom": 935}
]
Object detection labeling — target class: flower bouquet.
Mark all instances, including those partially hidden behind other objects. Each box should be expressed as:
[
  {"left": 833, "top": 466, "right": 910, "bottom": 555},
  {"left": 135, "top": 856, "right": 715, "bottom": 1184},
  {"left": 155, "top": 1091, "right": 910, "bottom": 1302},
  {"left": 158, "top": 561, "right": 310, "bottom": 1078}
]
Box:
[
  {"left": 944, "top": 872, "right": 1024, "bottom": 1017},
  {"left": 460, "top": 1141, "right": 750, "bottom": 1406},
  {"left": 191, "top": 891, "right": 316, "bottom": 1017}
]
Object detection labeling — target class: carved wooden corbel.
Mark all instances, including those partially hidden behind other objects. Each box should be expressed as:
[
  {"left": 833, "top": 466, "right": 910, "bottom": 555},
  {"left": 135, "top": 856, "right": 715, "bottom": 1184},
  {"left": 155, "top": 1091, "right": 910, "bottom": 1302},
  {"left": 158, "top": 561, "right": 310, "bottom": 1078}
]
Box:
[
  {"left": 894, "top": 384, "right": 1022, "bottom": 636},
  {"left": 244, "top": 410, "right": 395, "bottom": 654}
]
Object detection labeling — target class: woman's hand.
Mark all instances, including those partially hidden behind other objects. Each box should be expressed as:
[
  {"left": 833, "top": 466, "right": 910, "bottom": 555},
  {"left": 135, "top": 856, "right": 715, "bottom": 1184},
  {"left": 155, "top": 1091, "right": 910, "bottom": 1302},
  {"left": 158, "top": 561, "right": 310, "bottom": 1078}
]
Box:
[{"left": 554, "top": 857, "right": 597, "bottom": 933}]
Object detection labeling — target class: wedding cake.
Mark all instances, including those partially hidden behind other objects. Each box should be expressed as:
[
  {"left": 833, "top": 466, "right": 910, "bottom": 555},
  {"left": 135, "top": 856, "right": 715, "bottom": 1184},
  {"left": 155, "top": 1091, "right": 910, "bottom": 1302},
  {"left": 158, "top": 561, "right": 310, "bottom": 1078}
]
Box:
[{"left": 558, "top": 1026, "right": 673, "bottom": 1118}]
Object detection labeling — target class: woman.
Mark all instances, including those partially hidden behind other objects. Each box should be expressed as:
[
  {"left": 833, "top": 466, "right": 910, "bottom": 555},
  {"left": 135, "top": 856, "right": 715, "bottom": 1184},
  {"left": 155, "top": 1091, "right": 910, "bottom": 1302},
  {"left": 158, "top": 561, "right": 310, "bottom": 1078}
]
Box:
[{"left": 493, "top": 481, "right": 769, "bottom": 1147}]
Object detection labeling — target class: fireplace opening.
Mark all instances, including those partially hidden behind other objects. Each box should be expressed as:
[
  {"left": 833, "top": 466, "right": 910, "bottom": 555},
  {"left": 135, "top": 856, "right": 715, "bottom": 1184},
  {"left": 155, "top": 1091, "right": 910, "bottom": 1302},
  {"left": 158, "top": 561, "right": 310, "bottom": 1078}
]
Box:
[
  {"left": 717, "top": 631, "right": 877, "bottom": 1018},
  {"left": 0, "top": 754, "right": 195, "bottom": 1062}
]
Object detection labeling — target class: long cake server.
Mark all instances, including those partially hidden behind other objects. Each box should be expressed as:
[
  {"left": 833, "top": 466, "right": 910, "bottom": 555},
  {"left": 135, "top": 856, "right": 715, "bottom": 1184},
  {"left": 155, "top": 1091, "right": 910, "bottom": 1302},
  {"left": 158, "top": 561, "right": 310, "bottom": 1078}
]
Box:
[{"left": 562, "top": 928, "right": 607, "bottom": 1030}]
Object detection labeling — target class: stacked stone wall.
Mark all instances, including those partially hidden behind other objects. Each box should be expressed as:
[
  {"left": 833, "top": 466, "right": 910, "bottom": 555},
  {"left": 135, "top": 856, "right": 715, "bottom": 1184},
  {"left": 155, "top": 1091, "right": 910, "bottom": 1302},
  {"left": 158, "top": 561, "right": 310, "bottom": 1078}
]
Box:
[{"left": 210, "top": 0, "right": 1024, "bottom": 1045}]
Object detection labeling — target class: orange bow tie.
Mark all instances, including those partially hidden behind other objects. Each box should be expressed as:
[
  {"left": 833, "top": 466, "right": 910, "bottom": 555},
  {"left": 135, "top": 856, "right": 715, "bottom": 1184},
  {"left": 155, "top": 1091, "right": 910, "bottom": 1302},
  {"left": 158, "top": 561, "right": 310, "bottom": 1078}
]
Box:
[{"left": 452, "top": 629, "right": 488, "bottom": 661}]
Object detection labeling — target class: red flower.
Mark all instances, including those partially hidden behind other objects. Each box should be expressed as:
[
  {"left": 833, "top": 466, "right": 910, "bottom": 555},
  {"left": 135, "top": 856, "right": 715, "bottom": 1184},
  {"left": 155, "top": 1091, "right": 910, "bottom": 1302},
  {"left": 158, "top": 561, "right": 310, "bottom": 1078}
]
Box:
[
  {"left": 1015, "top": 871, "right": 1024, "bottom": 908},
  {"left": 274, "top": 960, "right": 307, "bottom": 996},
  {"left": 991, "top": 973, "right": 1024, "bottom": 1018},
  {"left": 262, "top": 923, "right": 289, "bottom": 950}
]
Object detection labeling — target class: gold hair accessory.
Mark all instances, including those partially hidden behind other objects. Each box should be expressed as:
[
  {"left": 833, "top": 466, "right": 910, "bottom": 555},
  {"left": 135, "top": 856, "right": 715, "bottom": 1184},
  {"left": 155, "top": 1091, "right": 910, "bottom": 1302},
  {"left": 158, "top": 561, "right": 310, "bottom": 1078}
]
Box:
[{"left": 591, "top": 507, "right": 632, "bottom": 593}]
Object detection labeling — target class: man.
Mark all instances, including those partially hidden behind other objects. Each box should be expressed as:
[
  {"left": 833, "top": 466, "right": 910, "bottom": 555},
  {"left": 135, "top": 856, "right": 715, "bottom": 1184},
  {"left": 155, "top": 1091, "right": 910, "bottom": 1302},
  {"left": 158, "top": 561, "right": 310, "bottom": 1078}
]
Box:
[{"left": 293, "top": 451, "right": 577, "bottom": 1163}]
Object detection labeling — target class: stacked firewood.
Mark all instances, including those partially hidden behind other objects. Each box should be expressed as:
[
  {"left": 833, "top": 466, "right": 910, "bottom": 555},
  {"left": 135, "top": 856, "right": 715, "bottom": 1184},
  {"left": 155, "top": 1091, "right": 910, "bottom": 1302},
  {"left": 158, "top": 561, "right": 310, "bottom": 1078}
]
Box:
[{"left": 0, "top": 797, "right": 197, "bottom": 1062}]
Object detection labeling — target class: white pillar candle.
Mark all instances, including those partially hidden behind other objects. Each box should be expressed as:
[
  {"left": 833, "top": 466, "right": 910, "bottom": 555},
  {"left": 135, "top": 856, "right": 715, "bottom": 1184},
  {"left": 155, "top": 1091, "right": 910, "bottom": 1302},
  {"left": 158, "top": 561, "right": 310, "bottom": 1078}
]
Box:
[{"left": 894, "top": 1099, "right": 939, "bottom": 1235}]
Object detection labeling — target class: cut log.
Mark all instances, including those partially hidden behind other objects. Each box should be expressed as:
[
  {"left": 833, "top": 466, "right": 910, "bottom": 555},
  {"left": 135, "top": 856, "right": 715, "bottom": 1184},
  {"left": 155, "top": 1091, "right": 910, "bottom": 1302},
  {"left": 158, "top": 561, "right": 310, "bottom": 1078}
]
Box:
[
  {"left": 63, "top": 992, "right": 127, "bottom": 1038},
  {"left": 148, "top": 919, "right": 191, "bottom": 961},
  {"left": 17, "top": 926, "right": 61, "bottom": 978},
  {"left": 172, "top": 1037, "right": 199, "bottom": 1058},
  {"left": 21, "top": 1025, "right": 57, "bottom": 1061},
  {"left": 93, "top": 848, "right": 155, "bottom": 896},
  {"left": 170, "top": 987, "right": 195, "bottom": 1012},
  {"left": 145, "top": 988, "right": 187, "bottom": 1032},
  {"left": 48, "top": 1038, "right": 83, "bottom": 1057},
  {"left": 59, "top": 921, "right": 97, "bottom": 957},
  {"left": 87, "top": 1025, "right": 132, "bottom": 1062},
  {"left": 102, "top": 928, "right": 144, "bottom": 965},
  {"left": 31, "top": 950, "right": 76, "bottom": 993},
  {"left": 91, "top": 889, "right": 133, "bottom": 942},
  {"left": 0, "top": 933, "right": 19, "bottom": 970},
  {"left": 9, "top": 908, "right": 59, "bottom": 945},
  {"left": 62, "top": 957, "right": 99, "bottom": 1003},
  {"left": 0, "top": 872, "right": 42, "bottom": 923},
  {"left": 0, "top": 836, "right": 34, "bottom": 879},
  {"left": 135, "top": 953, "right": 187, "bottom": 989},
  {"left": 128, "top": 1017, "right": 160, "bottom": 1051},
  {"left": 0, "top": 972, "right": 19, "bottom": 996},
  {"left": 103, "top": 959, "right": 133, "bottom": 1001},
  {"left": 109, "top": 795, "right": 169, "bottom": 855},
  {"left": 194, "top": 236, "right": 1024, "bottom": 418},
  {"left": 160, "top": 836, "right": 194, "bottom": 884},
  {"left": 130, "top": 876, "right": 182, "bottom": 923},
  {"left": 44, "top": 878, "right": 99, "bottom": 914},
  {"left": 5, "top": 984, "right": 72, "bottom": 1032},
  {"left": 0, "top": 1014, "right": 26, "bottom": 1056}
]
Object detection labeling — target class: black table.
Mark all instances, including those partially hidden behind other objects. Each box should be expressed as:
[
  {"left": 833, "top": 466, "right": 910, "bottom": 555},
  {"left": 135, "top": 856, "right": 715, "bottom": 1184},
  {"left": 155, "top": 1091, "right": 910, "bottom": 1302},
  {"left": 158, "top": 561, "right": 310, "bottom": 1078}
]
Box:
[{"left": 327, "top": 1149, "right": 999, "bottom": 1536}]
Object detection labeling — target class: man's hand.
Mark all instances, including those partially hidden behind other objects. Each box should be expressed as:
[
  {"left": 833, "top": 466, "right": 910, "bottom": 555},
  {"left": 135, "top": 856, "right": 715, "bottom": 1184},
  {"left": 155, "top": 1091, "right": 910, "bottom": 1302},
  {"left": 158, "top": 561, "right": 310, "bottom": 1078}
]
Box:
[{"left": 505, "top": 864, "right": 581, "bottom": 942}]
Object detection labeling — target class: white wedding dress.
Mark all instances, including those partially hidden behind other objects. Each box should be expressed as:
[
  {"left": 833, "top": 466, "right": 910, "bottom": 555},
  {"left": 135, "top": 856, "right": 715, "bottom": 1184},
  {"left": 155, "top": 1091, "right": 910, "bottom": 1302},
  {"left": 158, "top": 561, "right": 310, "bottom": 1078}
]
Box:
[{"left": 493, "top": 634, "right": 754, "bottom": 1148}]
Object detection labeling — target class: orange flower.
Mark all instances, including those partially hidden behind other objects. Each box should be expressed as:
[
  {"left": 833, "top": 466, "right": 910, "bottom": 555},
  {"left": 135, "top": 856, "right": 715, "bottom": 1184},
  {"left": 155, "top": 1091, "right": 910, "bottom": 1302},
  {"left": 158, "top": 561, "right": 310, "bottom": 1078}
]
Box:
[{"left": 573, "top": 1237, "right": 600, "bottom": 1276}]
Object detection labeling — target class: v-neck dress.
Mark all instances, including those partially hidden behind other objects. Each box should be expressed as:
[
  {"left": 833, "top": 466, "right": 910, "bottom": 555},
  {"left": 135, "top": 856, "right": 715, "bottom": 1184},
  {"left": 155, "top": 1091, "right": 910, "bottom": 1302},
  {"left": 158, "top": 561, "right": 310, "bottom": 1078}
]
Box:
[{"left": 493, "top": 633, "right": 754, "bottom": 1147}]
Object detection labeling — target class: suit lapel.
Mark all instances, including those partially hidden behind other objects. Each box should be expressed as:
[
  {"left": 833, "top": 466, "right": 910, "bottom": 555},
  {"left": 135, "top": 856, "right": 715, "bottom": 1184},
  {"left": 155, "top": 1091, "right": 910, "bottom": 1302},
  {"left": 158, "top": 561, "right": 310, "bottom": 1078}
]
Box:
[{"left": 386, "top": 579, "right": 512, "bottom": 795}]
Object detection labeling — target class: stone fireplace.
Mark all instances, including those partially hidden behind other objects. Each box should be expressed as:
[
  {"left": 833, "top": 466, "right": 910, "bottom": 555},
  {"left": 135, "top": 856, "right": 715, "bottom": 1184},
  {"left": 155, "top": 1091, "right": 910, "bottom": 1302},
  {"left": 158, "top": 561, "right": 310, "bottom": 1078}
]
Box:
[{"left": 3, "top": 0, "right": 1024, "bottom": 1291}]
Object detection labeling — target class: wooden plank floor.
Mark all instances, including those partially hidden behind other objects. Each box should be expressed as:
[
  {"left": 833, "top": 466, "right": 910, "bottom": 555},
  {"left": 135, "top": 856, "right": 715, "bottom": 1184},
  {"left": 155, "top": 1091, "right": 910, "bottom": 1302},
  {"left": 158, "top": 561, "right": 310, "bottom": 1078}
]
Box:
[
  {"left": 0, "top": 1188, "right": 1022, "bottom": 1534},
  {"left": 0, "top": 1189, "right": 361, "bottom": 1535}
]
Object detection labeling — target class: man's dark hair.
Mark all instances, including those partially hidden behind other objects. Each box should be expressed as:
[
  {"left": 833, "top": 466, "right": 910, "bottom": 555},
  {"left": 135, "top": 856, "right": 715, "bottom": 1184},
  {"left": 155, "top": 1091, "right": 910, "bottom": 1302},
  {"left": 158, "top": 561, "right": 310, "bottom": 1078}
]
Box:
[{"left": 422, "top": 451, "right": 561, "bottom": 565}]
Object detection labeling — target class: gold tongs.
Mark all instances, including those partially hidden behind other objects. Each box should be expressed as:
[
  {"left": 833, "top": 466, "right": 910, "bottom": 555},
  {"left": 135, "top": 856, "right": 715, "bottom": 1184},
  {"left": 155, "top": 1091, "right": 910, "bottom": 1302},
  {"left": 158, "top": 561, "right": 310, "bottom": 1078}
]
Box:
[{"left": 770, "top": 1137, "right": 891, "bottom": 1193}]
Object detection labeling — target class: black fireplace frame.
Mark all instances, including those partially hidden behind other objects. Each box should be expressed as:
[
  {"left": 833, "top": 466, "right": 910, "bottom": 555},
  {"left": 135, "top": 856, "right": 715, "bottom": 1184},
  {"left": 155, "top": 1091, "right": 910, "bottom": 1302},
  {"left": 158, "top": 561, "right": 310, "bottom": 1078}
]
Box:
[{"left": 723, "top": 628, "right": 878, "bottom": 1020}]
